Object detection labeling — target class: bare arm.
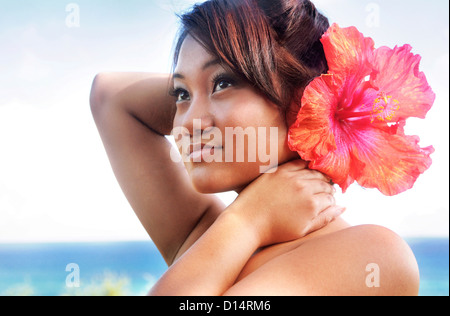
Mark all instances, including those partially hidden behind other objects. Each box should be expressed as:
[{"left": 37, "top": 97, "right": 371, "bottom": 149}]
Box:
[
  {"left": 150, "top": 171, "right": 417, "bottom": 296},
  {"left": 149, "top": 160, "right": 345, "bottom": 296},
  {"left": 149, "top": 208, "right": 259, "bottom": 296},
  {"left": 90, "top": 72, "right": 175, "bottom": 136},
  {"left": 90, "top": 72, "right": 225, "bottom": 265}
]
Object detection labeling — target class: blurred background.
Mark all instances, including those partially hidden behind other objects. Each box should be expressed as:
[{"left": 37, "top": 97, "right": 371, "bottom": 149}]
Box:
[{"left": 0, "top": 0, "right": 448, "bottom": 296}]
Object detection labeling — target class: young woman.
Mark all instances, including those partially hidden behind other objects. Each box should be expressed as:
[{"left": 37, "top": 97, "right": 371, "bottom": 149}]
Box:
[{"left": 90, "top": 0, "right": 420, "bottom": 296}]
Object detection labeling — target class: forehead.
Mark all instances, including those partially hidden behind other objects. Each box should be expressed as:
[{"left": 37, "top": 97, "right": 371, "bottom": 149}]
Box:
[{"left": 174, "top": 35, "right": 218, "bottom": 74}]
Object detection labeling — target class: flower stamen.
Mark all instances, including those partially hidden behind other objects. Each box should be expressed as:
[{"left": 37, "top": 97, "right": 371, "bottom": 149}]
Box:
[{"left": 371, "top": 92, "right": 400, "bottom": 123}]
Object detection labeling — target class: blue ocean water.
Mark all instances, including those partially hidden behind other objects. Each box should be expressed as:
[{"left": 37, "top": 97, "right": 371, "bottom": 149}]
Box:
[
  {"left": 405, "top": 238, "right": 449, "bottom": 296},
  {"left": 0, "top": 241, "right": 168, "bottom": 296},
  {"left": 0, "top": 238, "right": 448, "bottom": 296}
]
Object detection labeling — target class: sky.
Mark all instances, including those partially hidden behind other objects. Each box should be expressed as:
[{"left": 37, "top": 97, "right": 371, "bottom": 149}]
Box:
[{"left": 0, "top": 0, "right": 448, "bottom": 243}]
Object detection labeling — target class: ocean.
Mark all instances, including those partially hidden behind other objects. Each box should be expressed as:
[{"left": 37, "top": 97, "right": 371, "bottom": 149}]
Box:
[{"left": 0, "top": 238, "right": 448, "bottom": 296}]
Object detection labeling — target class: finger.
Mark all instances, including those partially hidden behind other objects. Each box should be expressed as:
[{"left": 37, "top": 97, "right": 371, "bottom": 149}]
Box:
[
  {"left": 281, "top": 159, "right": 308, "bottom": 172},
  {"left": 312, "top": 192, "right": 337, "bottom": 212},
  {"left": 308, "top": 205, "right": 346, "bottom": 234},
  {"left": 296, "top": 169, "right": 331, "bottom": 182},
  {"left": 310, "top": 180, "right": 336, "bottom": 195},
  {"left": 320, "top": 192, "right": 336, "bottom": 207}
]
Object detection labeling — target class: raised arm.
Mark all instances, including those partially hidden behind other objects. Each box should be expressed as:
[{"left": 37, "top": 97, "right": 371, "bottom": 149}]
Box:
[{"left": 90, "top": 72, "right": 225, "bottom": 265}]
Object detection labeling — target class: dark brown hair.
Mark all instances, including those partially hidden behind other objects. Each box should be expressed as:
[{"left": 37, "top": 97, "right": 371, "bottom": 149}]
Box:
[{"left": 172, "top": 0, "right": 329, "bottom": 111}]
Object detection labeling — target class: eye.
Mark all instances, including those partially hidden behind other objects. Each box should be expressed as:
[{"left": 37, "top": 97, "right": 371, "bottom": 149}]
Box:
[
  {"left": 214, "top": 80, "right": 232, "bottom": 92},
  {"left": 170, "top": 88, "right": 190, "bottom": 102},
  {"left": 212, "top": 74, "right": 236, "bottom": 93}
]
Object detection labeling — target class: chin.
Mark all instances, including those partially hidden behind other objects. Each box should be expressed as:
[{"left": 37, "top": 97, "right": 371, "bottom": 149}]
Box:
[{"left": 187, "top": 162, "right": 260, "bottom": 194}]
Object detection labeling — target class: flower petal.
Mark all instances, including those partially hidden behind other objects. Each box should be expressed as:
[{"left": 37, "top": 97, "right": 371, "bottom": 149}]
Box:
[
  {"left": 352, "top": 122, "right": 435, "bottom": 196},
  {"left": 308, "top": 133, "right": 362, "bottom": 193},
  {"left": 288, "top": 75, "right": 337, "bottom": 161},
  {"left": 321, "top": 23, "right": 375, "bottom": 79},
  {"left": 289, "top": 73, "right": 365, "bottom": 192},
  {"left": 371, "top": 45, "right": 436, "bottom": 120}
]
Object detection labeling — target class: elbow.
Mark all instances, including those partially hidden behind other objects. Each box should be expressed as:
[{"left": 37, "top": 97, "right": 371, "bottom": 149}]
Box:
[{"left": 90, "top": 73, "right": 112, "bottom": 118}]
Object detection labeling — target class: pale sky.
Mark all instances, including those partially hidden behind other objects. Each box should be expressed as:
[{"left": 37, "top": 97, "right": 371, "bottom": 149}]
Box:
[{"left": 0, "top": 0, "right": 448, "bottom": 243}]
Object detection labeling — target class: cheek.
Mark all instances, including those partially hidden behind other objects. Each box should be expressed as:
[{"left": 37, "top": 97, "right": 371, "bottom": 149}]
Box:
[{"left": 222, "top": 102, "right": 292, "bottom": 155}]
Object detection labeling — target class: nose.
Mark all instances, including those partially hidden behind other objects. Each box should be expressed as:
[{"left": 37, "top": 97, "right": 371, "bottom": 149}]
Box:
[{"left": 182, "top": 97, "right": 215, "bottom": 137}]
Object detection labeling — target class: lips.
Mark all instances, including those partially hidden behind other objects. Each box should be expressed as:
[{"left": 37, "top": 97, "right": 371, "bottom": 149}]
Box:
[{"left": 188, "top": 143, "right": 222, "bottom": 161}]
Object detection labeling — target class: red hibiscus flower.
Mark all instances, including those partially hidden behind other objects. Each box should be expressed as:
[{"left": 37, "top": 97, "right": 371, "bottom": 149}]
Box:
[{"left": 288, "top": 24, "right": 435, "bottom": 196}]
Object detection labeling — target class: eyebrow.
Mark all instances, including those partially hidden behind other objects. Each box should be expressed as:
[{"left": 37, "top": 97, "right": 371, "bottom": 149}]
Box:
[{"left": 173, "top": 58, "right": 222, "bottom": 80}]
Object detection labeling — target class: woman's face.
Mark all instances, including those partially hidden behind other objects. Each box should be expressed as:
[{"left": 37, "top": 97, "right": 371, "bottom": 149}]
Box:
[{"left": 172, "top": 35, "right": 298, "bottom": 193}]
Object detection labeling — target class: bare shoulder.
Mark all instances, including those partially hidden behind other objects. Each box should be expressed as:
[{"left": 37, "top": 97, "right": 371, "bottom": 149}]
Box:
[
  {"left": 225, "top": 225, "right": 420, "bottom": 296},
  {"left": 304, "top": 224, "right": 420, "bottom": 296}
]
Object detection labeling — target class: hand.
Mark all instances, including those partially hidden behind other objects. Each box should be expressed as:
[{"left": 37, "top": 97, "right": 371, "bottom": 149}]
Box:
[{"left": 230, "top": 159, "right": 346, "bottom": 247}]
